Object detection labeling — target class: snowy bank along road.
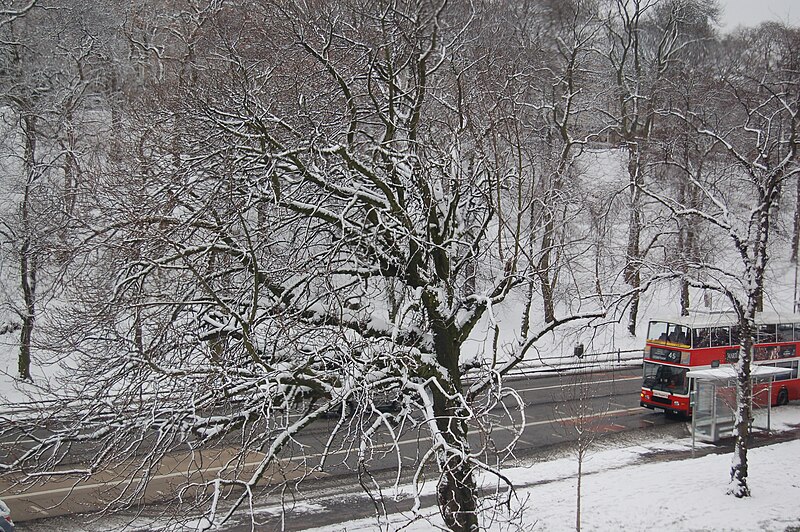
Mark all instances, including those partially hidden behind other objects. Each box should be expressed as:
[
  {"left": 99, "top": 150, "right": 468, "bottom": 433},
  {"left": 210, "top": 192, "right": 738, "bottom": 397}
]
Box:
[{"left": 2, "top": 367, "right": 676, "bottom": 523}]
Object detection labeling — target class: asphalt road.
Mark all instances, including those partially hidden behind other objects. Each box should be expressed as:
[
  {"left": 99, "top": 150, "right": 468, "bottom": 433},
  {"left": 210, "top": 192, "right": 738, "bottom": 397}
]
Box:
[
  {"left": 214, "top": 367, "right": 685, "bottom": 532},
  {"left": 5, "top": 367, "right": 686, "bottom": 529}
]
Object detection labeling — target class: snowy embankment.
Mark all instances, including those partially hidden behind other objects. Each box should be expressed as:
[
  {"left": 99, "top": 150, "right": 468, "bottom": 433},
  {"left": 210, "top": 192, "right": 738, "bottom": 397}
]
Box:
[{"left": 293, "top": 406, "right": 800, "bottom": 532}]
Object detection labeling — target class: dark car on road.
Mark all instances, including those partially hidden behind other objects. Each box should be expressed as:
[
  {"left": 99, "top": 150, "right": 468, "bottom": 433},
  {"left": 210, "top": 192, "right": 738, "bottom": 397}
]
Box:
[{"left": 0, "top": 499, "right": 15, "bottom": 532}]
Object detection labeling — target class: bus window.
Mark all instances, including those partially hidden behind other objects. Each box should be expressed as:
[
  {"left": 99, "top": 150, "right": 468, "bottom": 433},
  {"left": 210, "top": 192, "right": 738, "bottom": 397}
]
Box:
[
  {"left": 668, "top": 324, "right": 690, "bottom": 345},
  {"left": 710, "top": 327, "right": 730, "bottom": 347},
  {"left": 758, "top": 323, "right": 777, "bottom": 343},
  {"left": 755, "top": 346, "right": 778, "bottom": 361},
  {"left": 778, "top": 323, "right": 794, "bottom": 342},
  {"left": 693, "top": 327, "right": 710, "bottom": 348},
  {"left": 794, "top": 324, "right": 800, "bottom": 341},
  {"left": 648, "top": 322, "right": 668, "bottom": 342}
]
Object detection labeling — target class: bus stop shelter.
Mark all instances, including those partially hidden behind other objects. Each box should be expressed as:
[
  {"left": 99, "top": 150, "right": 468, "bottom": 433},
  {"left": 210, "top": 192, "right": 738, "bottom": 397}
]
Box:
[{"left": 687, "top": 365, "right": 791, "bottom": 448}]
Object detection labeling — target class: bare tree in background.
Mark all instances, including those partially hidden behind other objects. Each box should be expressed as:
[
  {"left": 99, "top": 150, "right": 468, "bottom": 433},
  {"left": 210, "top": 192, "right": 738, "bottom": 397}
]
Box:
[
  {"left": 600, "top": 0, "right": 718, "bottom": 334},
  {"left": 528, "top": 0, "right": 602, "bottom": 325},
  {"left": 0, "top": 1, "right": 101, "bottom": 380},
  {"left": 644, "top": 21, "right": 800, "bottom": 496},
  {"left": 0, "top": 2, "right": 612, "bottom": 531}
]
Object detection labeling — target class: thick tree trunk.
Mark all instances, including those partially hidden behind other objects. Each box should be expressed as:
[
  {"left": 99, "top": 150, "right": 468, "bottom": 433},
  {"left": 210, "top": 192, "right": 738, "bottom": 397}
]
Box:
[
  {"left": 730, "top": 320, "right": 753, "bottom": 497},
  {"left": 437, "top": 454, "right": 478, "bottom": 532},
  {"left": 731, "top": 207, "right": 773, "bottom": 498},
  {"left": 538, "top": 266, "right": 556, "bottom": 324},
  {"left": 430, "top": 323, "right": 478, "bottom": 532},
  {"left": 628, "top": 288, "right": 640, "bottom": 336},
  {"left": 679, "top": 280, "right": 690, "bottom": 316},
  {"left": 521, "top": 204, "right": 538, "bottom": 339},
  {"left": 18, "top": 114, "right": 37, "bottom": 382},
  {"left": 19, "top": 237, "right": 35, "bottom": 382},
  {"left": 538, "top": 161, "right": 567, "bottom": 325},
  {"left": 625, "top": 149, "right": 642, "bottom": 336}
]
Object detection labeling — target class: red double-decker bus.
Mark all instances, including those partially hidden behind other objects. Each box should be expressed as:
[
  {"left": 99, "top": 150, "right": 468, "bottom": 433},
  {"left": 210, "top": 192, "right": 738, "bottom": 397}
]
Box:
[{"left": 640, "top": 312, "right": 800, "bottom": 416}]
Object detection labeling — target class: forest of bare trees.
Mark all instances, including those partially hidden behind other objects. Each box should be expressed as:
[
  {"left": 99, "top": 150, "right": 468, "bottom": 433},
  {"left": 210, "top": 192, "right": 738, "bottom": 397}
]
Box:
[{"left": 0, "top": 1, "right": 797, "bottom": 530}]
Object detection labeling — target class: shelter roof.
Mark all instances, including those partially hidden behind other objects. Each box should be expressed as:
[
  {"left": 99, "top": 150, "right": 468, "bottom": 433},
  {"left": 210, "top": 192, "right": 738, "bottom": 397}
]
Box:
[{"left": 688, "top": 365, "right": 792, "bottom": 380}]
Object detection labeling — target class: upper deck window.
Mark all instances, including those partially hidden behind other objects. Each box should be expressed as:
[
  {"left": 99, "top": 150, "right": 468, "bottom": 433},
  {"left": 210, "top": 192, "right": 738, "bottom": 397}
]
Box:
[
  {"left": 710, "top": 327, "right": 730, "bottom": 347},
  {"left": 648, "top": 322, "right": 690, "bottom": 347},
  {"left": 693, "top": 327, "right": 710, "bottom": 348},
  {"left": 758, "top": 323, "right": 777, "bottom": 344},
  {"left": 777, "top": 323, "right": 794, "bottom": 342},
  {"left": 648, "top": 322, "right": 667, "bottom": 342}
]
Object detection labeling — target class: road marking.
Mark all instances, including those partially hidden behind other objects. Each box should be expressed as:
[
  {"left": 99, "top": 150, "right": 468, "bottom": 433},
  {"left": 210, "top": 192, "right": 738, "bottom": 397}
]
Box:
[
  {"left": 3, "top": 407, "right": 645, "bottom": 502},
  {"left": 510, "top": 376, "right": 641, "bottom": 394},
  {"left": 519, "top": 407, "right": 642, "bottom": 429},
  {"left": 3, "top": 457, "right": 328, "bottom": 501}
]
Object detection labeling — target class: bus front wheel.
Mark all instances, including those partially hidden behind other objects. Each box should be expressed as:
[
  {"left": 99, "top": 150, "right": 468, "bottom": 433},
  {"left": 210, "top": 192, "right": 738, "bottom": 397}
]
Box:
[{"left": 777, "top": 387, "right": 789, "bottom": 406}]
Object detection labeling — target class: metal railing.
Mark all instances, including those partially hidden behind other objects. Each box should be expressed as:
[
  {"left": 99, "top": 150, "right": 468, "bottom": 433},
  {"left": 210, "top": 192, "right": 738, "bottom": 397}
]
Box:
[
  {"left": 504, "top": 348, "right": 643, "bottom": 377},
  {"left": 2, "top": 350, "right": 644, "bottom": 419}
]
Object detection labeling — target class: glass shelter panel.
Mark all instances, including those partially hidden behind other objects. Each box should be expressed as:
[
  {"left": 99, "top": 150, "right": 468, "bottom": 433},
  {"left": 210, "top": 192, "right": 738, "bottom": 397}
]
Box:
[{"left": 692, "top": 378, "right": 736, "bottom": 443}]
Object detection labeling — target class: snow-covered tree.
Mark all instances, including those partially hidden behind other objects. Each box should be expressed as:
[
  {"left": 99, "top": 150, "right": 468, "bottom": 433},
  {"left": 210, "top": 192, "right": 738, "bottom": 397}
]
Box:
[
  {"left": 599, "top": 0, "right": 718, "bottom": 334},
  {"left": 0, "top": 0, "right": 105, "bottom": 380},
  {"left": 1, "top": 2, "right": 611, "bottom": 531},
  {"left": 644, "top": 20, "right": 800, "bottom": 497},
  {"left": 12, "top": 0, "right": 798, "bottom": 528}
]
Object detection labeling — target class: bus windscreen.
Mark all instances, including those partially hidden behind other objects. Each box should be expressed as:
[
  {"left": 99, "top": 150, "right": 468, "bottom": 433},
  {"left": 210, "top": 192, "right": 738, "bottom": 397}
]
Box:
[{"left": 643, "top": 362, "right": 689, "bottom": 395}]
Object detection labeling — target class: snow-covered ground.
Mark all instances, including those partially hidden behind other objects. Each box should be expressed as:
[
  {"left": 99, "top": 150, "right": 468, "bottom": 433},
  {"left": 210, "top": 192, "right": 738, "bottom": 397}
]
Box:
[{"left": 292, "top": 406, "right": 800, "bottom": 532}]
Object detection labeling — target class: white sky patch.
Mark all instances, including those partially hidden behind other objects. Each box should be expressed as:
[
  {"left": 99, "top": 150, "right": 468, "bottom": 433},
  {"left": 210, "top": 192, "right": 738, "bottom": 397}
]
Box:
[{"left": 719, "top": 0, "right": 798, "bottom": 31}]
